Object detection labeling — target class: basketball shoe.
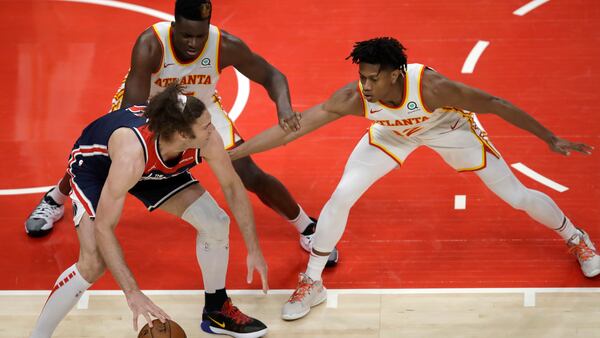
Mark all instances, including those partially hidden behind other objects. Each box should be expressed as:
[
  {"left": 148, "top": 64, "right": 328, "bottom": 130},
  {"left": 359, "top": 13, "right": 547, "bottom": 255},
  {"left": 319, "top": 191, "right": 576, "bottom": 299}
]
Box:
[
  {"left": 567, "top": 229, "right": 600, "bottom": 278},
  {"left": 282, "top": 273, "right": 327, "bottom": 320},
  {"left": 25, "top": 188, "right": 64, "bottom": 237},
  {"left": 300, "top": 218, "right": 339, "bottom": 267},
  {"left": 201, "top": 298, "right": 267, "bottom": 338}
]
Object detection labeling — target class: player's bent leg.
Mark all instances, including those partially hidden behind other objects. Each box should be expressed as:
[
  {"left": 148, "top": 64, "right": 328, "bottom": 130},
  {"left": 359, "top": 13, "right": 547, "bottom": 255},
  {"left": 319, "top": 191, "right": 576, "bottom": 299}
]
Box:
[
  {"left": 476, "top": 154, "right": 600, "bottom": 277},
  {"left": 30, "top": 215, "right": 99, "bottom": 338},
  {"left": 283, "top": 136, "right": 398, "bottom": 321},
  {"left": 232, "top": 155, "right": 299, "bottom": 219},
  {"left": 159, "top": 184, "right": 267, "bottom": 337}
]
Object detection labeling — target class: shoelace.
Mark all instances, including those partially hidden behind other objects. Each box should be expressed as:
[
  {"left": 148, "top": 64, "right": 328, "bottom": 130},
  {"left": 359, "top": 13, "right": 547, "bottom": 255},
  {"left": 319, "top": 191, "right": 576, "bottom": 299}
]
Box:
[
  {"left": 222, "top": 300, "right": 252, "bottom": 325},
  {"left": 288, "top": 279, "right": 313, "bottom": 303},
  {"left": 31, "top": 200, "right": 61, "bottom": 218},
  {"left": 569, "top": 240, "right": 596, "bottom": 261}
]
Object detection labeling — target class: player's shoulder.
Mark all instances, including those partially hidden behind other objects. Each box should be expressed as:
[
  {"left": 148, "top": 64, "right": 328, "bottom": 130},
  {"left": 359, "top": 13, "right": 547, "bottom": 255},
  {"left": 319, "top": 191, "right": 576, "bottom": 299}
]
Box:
[
  {"left": 218, "top": 29, "right": 247, "bottom": 52},
  {"left": 420, "top": 66, "right": 447, "bottom": 90},
  {"left": 199, "top": 129, "right": 226, "bottom": 160},
  {"left": 132, "top": 25, "right": 163, "bottom": 55}
]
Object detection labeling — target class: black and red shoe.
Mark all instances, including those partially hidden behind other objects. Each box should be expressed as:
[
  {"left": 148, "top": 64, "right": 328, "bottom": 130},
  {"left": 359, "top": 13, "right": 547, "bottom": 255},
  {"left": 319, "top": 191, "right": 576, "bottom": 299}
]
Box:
[{"left": 201, "top": 298, "right": 268, "bottom": 338}]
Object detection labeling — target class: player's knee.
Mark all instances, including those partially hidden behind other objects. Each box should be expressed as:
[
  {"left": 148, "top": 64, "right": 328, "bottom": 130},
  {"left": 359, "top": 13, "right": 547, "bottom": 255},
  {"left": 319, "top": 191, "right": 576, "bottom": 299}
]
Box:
[
  {"left": 183, "top": 192, "right": 230, "bottom": 244},
  {"left": 328, "top": 188, "right": 358, "bottom": 212}
]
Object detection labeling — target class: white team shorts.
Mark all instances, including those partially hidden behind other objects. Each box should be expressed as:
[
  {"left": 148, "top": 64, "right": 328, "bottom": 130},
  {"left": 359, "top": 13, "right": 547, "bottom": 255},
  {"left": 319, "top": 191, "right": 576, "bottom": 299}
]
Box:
[{"left": 367, "top": 111, "right": 501, "bottom": 172}]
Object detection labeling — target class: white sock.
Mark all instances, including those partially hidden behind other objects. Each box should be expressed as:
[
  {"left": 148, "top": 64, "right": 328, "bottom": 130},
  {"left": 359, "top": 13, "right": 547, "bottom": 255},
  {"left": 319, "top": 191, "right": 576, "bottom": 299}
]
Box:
[
  {"left": 305, "top": 252, "right": 329, "bottom": 282},
  {"left": 30, "top": 264, "right": 91, "bottom": 338},
  {"left": 196, "top": 234, "right": 229, "bottom": 293},
  {"left": 554, "top": 217, "right": 580, "bottom": 242},
  {"left": 48, "top": 184, "right": 67, "bottom": 205},
  {"left": 289, "top": 205, "right": 313, "bottom": 233}
]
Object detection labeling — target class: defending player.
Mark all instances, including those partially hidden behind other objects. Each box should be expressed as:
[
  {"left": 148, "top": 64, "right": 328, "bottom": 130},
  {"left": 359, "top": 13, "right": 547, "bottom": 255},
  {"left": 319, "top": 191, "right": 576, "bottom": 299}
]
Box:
[{"left": 229, "top": 37, "right": 600, "bottom": 320}]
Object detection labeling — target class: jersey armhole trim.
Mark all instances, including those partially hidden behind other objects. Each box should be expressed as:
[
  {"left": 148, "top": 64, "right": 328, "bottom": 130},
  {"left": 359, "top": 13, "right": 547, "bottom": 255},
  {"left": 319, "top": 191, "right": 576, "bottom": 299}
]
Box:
[
  {"left": 151, "top": 25, "right": 164, "bottom": 74},
  {"left": 418, "top": 65, "right": 433, "bottom": 114},
  {"left": 131, "top": 127, "right": 148, "bottom": 164}
]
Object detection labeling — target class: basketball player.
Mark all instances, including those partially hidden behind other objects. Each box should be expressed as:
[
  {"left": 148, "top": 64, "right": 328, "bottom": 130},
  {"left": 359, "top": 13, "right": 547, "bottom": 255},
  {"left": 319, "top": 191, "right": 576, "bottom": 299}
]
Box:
[
  {"left": 229, "top": 37, "right": 600, "bottom": 320},
  {"left": 30, "top": 85, "right": 268, "bottom": 338},
  {"left": 24, "top": 0, "right": 338, "bottom": 265}
]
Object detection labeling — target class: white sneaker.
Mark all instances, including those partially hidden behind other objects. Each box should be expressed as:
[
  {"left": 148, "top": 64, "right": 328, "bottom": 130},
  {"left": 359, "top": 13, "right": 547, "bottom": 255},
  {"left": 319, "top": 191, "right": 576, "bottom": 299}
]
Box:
[
  {"left": 282, "top": 273, "right": 327, "bottom": 321},
  {"left": 567, "top": 229, "right": 600, "bottom": 278},
  {"left": 25, "top": 189, "right": 64, "bottom": 237}
]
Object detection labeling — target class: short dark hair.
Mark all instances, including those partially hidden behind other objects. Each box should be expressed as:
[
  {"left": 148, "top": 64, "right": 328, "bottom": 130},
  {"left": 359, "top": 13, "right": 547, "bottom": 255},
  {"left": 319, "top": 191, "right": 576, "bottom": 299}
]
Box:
[
  {"left": 346, "top": 37, "right": 408, "bottom": 71},
  {"left": 145, "top": 84, "right": 206, "bottom": 141},
  {"left": 175, "top": 0, "right": 212, "bottom": 21}
]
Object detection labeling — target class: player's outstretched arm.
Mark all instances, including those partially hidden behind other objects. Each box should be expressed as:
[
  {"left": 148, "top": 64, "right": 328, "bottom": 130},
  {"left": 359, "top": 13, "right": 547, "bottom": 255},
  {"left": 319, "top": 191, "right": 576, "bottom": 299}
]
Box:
[
  {"left": 94, "top": 128, "right": 170, "bottom": 331},
  {"left": 229, "top": 82, "right": 363, "bottom": 160},
  {"left": 201, "top": 132, "right": 269, "bottom": 293},
  {"left": 422, "top": 69, "right": 593, "bottom": 156},
  {"left": 122, "top": 28, "right": 163, "bottom": 108},
  {"left": 219, "top": 30, "right": 300, "bottom": 131}
]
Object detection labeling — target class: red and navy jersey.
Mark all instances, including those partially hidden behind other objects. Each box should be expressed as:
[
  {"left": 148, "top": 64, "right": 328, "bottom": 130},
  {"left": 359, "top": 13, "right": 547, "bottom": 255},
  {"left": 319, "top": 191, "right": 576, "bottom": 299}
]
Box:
[{"left": 67, "top": 105, "right": 202, "bottom": 184}]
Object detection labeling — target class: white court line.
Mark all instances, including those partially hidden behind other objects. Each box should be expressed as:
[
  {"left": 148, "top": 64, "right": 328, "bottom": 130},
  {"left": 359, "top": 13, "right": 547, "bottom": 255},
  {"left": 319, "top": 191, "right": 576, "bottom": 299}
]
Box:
[
  {"left": 60, "top": 0, "right": 172, "bottom": 20},
  {"left": 76, "top": 292, "right": 90, "bottom": 309},
  {"left": 8, "top": 288, "right": 600, "bottom": 297},
  {"left": 0, "top": 0, "right": 251, "bottom": 196},
  {"left": 523, "top": 290, "right": 536, "bottom": 307},
  {"left": 6, "top": 288, "right": 600, "bottom": 309},
  {"left": 461, "top": 40, "right": 489, "bottom": 74},
  {"left": 326, "top": 292, "right": 338, "bottom": 308},
  {"left": 514, "top": 0, "right": 550, "bottom": 16},
  {"left": 454, "top": 195, "right": 466, "bottom": 210},
  {"left": 0, "top": 186, "right": 54, "bottom": 196},
  {"left": 229, "top": 69, "right": 250, "bottom": 121},
  {"left": 511, "top": 162, "right": 569, "bottom": 192}
]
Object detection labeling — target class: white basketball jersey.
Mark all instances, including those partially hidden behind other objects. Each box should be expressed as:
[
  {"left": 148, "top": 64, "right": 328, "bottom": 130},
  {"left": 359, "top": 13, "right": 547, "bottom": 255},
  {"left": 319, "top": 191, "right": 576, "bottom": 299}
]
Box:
[
  {"left": 359, "top": 63, "right": 449, "bottom": 138},
  {"left": 150, "top": 22, "right": 221, "bottom": 106}
]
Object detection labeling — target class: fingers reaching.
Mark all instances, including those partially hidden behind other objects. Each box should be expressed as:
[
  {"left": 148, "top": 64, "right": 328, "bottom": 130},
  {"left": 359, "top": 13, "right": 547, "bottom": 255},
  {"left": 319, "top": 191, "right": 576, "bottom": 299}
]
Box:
[
  {"left": 259, "top": 265, "right": 269, "bottom": 294},
  {"left": 571, "top": 142, "right": 594, "bottom": 155}
]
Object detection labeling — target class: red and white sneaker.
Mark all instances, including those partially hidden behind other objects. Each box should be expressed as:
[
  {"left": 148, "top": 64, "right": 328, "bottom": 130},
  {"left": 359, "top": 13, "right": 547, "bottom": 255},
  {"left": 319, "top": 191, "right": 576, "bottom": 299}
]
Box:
[
  {"left": 282, "top": 273, "right": 327, "bottom": 321},
  {"left": 568, "top": 229, "right": 600, "bottom": 278}
]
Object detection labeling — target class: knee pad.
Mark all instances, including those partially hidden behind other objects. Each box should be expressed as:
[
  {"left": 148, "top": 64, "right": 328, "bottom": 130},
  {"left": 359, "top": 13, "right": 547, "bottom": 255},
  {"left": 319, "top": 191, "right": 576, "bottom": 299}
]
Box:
[{"left": 182, "top": 191, "right": 230, "bottom": 244}]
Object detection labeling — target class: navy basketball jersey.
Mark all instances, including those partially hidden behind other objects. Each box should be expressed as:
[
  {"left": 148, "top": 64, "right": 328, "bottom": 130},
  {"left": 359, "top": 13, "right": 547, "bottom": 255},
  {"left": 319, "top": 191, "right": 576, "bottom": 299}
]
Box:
[{"left": 68, "top": 105, "right": 202, "bottom": 185}]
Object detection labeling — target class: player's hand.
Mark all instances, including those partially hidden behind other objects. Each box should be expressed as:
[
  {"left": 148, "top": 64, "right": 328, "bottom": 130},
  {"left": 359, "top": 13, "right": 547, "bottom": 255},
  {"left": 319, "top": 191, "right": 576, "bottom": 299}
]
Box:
[
  {"left": 125, "top": 289, "right": 171, "bottom": 332},
  {"left": 228, "top": 147, "right": 244, "bottom": 161},
  {"left": 548, "top": 136, "right": 594, "bottom": 156},
  {"left": 246, "top": 250, "right": 269, "bottom": 294},
  {"left": 278, "top": 110, "right": 302, "bottom": 132}
]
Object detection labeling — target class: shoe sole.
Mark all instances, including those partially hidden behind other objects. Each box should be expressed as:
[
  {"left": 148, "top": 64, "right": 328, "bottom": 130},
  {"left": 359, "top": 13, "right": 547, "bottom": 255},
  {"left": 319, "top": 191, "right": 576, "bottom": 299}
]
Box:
[
  {"left": 25, "top": 227, "right": 53, "bottom": 238},
  {"left": 584, "top": 268, "right": 600, "bottom": 278},
  {"left": 201, "top": 321, "right": 268, "bottom": 338},
  {"left": 24, "top": 213, "right": 63, "bottom": 237},
  {"left": 281, "top": 288, "right": 327, "bottom": 321}
]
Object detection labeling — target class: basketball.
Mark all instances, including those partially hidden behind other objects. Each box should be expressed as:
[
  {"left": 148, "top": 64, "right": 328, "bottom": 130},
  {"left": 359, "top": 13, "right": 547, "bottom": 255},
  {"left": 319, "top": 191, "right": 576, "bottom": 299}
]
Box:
[{"left": 137, "top": 319, "right": 186, "bottom": 338}]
